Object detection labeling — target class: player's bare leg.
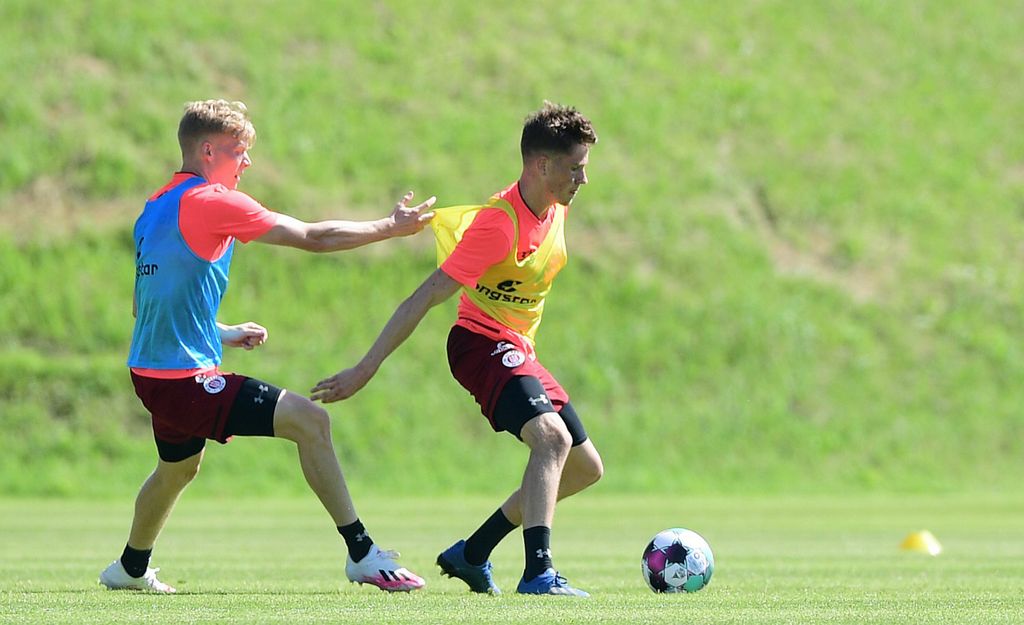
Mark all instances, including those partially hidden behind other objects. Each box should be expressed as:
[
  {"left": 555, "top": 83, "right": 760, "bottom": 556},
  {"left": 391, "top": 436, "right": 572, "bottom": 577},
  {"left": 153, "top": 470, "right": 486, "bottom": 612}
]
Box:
[
  {"left": 507, "top": 413, "right": 588, "bottom": 595},
  {"left": 127, "top": 451, "right": 204, "bottom": 548},
  {"left": 99, "top": 451, "right": 203, "bottom": 593},
  {"left": 272, "top": 391, "right": 357, "bottom": 526},
  {"left": 499, "top": 439, "right": 603, "bottom": 526},
  {"left": 440, "top": 432, "right": 601, "bottom": 594},
  {"left": 273, "top": 390, "right": 424, "bottom": 591},
  {"left": 518, "top": 412, "right": 572, "bottom": 528}
]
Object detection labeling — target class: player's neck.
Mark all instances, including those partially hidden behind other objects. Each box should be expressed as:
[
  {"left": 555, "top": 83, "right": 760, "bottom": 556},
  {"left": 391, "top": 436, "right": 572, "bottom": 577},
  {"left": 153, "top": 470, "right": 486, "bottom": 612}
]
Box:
[
  {"left": 179, "top": 159, "right": 206, "bottom": 180},
  {"left": 518, "top": 177, "right": 554, "bottom": 219}
]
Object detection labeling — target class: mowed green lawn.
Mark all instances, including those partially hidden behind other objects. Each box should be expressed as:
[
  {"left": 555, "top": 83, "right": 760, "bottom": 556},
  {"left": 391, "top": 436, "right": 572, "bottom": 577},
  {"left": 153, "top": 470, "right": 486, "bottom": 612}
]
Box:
[{"left": 0, "top": 494, "right": 1020, "bottom": 625}]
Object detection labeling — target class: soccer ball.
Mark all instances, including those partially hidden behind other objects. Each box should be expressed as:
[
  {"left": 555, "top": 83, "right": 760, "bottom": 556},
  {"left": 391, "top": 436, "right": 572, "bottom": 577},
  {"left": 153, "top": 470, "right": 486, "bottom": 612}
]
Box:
[{"left": 641, "top": 528, "right": 714, "bottom": 593}]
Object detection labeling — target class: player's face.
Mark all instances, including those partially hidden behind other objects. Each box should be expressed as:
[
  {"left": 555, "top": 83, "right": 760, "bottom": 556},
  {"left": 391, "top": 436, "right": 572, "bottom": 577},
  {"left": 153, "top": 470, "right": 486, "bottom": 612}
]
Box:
[
  {"left": 543, "top": 142, "right": 590, "bottom": 206},
  {"left": 204, "top": 134, "right": 252, "bottom": 190}
]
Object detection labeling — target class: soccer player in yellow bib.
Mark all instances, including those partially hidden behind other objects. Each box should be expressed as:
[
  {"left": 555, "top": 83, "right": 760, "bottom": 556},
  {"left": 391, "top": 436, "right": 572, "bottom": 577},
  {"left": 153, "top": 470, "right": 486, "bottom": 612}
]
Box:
[{"left": 312, "top": 103, "right": 602, "bottom": 596}]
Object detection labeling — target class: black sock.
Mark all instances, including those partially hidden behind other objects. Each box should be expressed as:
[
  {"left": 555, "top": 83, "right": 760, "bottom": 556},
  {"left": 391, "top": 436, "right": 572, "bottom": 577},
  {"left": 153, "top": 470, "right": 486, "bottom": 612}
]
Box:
[
  {"left": 464, "top": 508, "right": 517, "bottom": 566},
  {"left": 522, "top": 525, "right": 552, "bottom": 581},
  {"left": 337, "top": 519, "right": 373, "bottom": 562},
  {"left": 120, "top": 544, "right": 152, "bottom": 578}
]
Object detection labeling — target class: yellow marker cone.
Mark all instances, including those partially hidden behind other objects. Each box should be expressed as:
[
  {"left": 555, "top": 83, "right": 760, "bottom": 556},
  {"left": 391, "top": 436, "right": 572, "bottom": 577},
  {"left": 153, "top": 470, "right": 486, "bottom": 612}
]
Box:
[{"left": 900, "top": 530, "right": 942, "bottom": 556}]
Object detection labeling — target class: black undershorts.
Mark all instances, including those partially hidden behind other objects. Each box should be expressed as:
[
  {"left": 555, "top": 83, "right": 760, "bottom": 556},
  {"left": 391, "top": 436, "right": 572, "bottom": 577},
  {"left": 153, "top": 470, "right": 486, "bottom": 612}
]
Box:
[{"left": 492, "top": 375, "right": 588, "bottom": 446}]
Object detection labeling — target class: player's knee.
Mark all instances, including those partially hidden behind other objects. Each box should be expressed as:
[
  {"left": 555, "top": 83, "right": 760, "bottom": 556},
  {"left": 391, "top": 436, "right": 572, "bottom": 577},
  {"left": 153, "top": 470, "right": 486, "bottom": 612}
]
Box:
[
  {"left": 309, "top": 404, "right": 332, "bottom": 441},
  {"left": 182, "top": 461, "right": 201, "bottom": 484},
  {"left": 276, "top": 396, "right": 332, "bottom": 444},
  {"left": 157, "top": 458, "right": 201, "bottom": 488},
  {"left": 295, "top": 403, "right": 333, "bottom": 444},
  {"left": 526, "top": 413, "right": 572, "bottom": 456},
  {"left": 584, "top": 453, "right": 604, "bottom": 486},
  {"left": 568, "top": 443, "right": 603, "bottom": 490}
]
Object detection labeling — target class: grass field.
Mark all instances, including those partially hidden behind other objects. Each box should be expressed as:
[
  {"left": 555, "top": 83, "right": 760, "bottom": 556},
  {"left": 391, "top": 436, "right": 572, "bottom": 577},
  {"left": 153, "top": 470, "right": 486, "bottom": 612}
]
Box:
[
  {"left": 1, "top": 494, "right": 1020, "bottom": 624},
  {"left": 2, "top": 4, "right": 1021, "bottom": 620}
]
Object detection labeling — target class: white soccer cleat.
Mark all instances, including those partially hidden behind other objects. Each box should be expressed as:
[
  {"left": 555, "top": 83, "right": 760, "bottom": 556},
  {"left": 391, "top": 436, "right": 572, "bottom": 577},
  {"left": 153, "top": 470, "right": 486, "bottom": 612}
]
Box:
[
  {"left": 345, "top": 544, "right": 425, "bottom": 592},
  {"left": 99, "top": 559, "right": 176, "bottom": 593}
]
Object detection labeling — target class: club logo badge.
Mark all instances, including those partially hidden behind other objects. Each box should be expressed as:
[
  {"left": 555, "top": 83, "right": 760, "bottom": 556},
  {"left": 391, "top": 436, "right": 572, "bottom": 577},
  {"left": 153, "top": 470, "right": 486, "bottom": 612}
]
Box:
[
  {"left": 202, "top": 375, "right": 227, "bottom": 394},
  {"left": 502, "top": 349, "right": 526, "bottom": 368}
]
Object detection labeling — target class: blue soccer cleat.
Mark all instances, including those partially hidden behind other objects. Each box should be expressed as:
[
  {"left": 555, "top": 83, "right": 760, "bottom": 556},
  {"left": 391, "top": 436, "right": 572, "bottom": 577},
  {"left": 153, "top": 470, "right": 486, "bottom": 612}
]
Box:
[
  {"left": 436, "top": 540, "right": 501, "bottom": 594},
  {"left": 516, "top": 568, "right": 590, "bottom": 597}
]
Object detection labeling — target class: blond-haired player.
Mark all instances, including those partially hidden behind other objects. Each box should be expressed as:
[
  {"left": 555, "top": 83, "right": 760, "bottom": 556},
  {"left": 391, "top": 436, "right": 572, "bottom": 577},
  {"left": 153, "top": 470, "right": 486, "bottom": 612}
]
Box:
[{"left": 100, "top": 100, "right": 433, "bottom": 593}]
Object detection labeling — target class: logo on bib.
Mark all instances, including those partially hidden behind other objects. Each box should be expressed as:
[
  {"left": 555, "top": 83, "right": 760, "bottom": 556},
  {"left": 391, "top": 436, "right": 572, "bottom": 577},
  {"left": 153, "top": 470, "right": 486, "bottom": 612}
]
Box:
[
  {"left": 202, "top": 375, "right": 227, "bottom": 394},
  {"left": 490, "top": 341, "right": 517, "bottom": 356},
  {"left": 501, "top": 349, "right": 526, "bottom": 368}
]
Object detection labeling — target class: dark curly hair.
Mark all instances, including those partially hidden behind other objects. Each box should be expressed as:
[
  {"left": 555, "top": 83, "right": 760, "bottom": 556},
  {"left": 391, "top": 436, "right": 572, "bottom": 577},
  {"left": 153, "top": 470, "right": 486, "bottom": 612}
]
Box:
[{"left": 520, "top": 101, "right": 597, "bottom": 159}]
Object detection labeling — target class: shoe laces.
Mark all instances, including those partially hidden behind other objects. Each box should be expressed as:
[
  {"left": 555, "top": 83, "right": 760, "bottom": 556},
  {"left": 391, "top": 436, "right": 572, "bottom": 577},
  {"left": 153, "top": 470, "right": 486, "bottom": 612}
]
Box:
[
  {"left": 142, "top": 568, "right": 165, "bottom": 588},
  {"left": 372, "top": 548, "right": 402, "bottom": 563},
  {"left": 366, "top": 545, "right": 401, "bottom": 565}
]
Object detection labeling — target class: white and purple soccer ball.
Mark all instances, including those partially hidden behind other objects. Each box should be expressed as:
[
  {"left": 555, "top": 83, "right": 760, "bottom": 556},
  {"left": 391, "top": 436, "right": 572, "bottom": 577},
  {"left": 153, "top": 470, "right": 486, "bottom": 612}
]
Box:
[{"left": 641, "top": 528, "right": 715, "bottom": 593}]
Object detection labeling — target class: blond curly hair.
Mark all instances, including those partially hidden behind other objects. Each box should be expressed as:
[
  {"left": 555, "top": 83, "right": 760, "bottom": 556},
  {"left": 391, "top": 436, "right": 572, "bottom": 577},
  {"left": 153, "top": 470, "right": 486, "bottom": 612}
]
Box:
[{"left": 177, "top": 99, "right": 256, "bottom": 155}]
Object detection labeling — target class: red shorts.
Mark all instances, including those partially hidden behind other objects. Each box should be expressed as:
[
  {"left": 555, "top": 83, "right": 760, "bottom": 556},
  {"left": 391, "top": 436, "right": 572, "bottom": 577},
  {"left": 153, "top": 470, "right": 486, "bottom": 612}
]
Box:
[
  {"left": 446, "top": 325, "right": 568, "bottom": 430},
  {"left": 130, "top": 370, "right": 248, "bottom": 444}
]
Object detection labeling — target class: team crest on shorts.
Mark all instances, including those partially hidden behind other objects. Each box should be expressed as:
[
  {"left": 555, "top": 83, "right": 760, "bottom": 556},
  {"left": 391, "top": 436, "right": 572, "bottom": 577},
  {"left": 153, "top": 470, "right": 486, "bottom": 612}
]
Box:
[
  {"left": 501, "top": 349, "right": 526, "bottom": 368},
  {"left": 201, "top": 375, "right": 227, "bottom": 394}
]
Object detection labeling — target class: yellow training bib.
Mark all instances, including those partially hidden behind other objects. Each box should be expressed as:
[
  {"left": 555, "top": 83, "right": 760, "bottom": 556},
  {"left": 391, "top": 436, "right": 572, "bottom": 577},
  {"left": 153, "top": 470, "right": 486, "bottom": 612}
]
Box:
[{"left": 431, "top": 199, "right": 566, "bottom": 342}]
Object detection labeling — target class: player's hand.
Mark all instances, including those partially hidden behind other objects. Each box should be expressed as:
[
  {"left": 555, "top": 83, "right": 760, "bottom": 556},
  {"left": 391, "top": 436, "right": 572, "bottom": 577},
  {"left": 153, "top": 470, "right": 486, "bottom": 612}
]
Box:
[
  {"left": 388, "top": 191, "right": 436, "bottom": 237},
  {"left": 220, "top": 322, "right": 268, "bottom": 350},
  {"left": 310, "top": 364, "right": 375, "bottom": 403}
]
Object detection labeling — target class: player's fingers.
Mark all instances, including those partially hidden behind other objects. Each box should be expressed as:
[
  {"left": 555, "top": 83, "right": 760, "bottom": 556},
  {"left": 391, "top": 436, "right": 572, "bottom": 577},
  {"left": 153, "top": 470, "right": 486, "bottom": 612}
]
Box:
[
  {"left": 317, "top": 390, "right": 346, "bottom": 403},
  {"left": 243, "top": 322, "right": 267, "bottom": 340},
  {"left": 418, "top": 211, "right": 435, "bottom": 223},
  {"left": 395, "top": 190, "right": 414, "bottom": 208},
  {"left": 309, "top": 387, "right": 331, "bottom": 402}
]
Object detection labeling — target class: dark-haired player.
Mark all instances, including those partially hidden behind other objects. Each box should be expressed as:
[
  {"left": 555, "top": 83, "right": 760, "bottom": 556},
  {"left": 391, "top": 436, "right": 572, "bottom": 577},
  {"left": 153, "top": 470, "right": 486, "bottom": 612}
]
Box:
[{"left": 312, "top": 102, "right": 603, "bottom": 596}]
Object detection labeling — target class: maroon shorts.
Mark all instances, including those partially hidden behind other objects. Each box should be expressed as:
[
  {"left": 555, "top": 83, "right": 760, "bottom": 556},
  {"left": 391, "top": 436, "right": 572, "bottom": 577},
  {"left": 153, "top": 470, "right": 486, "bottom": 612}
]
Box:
[
  {"left": 446, "top": 325, "right": 569, "bottom": 430},
  {"left": 131, "top": 371, "right": 259, "bottom": 445}
]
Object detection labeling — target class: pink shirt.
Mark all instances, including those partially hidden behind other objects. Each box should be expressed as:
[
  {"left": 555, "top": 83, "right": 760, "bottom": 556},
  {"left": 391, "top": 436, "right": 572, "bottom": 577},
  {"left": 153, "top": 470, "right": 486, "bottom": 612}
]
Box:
[{"left": 132, "top": 173, "right": 279, "bottom": 378}]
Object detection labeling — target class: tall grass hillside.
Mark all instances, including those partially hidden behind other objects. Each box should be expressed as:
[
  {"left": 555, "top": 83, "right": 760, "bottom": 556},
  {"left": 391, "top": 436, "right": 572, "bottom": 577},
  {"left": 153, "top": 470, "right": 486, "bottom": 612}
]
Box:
[{"left": 1, "top": 0, "right": 1022, "bottom": 496}]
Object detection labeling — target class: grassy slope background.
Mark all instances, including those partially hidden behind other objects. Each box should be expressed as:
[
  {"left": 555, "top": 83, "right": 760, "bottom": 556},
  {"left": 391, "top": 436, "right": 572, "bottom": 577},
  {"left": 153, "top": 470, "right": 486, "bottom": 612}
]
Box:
[{"left": 0, "top": 0, "right": 1022, "bottom": 496}]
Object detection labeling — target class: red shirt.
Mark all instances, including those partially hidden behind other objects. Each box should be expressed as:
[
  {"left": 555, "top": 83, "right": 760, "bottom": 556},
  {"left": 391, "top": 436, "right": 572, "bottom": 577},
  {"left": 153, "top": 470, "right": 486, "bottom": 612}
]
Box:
[
  {"left": 149, "top": 172, "right": 279, "bottom": 261},
  {"left": 441, "top": 182, "right": 560, "bottom": 341}
]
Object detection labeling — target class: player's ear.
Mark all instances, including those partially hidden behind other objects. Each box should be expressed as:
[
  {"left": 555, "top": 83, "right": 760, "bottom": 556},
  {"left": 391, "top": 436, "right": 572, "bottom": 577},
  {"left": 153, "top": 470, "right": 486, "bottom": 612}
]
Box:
[{"left": 531, "top": 153, "right": 549, "bottom": 177}]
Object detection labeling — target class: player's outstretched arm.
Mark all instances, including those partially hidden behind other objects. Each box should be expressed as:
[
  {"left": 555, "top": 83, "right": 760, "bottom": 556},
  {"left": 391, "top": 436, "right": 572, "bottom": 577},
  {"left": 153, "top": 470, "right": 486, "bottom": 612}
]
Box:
[
  {"left": 256, "top": 191, "right": 436, "bottom": 252},
  {"left": 310, "top": 268, "right": 461, "bottom": 403}
]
